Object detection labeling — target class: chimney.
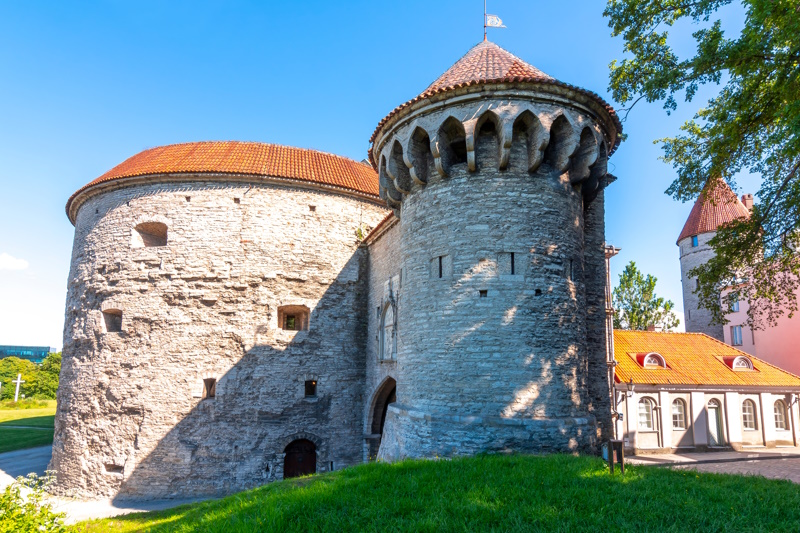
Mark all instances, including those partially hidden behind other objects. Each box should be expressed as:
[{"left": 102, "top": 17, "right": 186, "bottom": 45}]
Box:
[
  {"left": 741, "top": 194, "right": 754, "bottom": 210},
  {"left": 646, "top": 324, "right": 662, "bottom": 332}
]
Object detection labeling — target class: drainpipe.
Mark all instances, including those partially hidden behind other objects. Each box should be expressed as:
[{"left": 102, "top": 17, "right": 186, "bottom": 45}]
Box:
[{"left": 604, "top": 244, "right": 621, "bottom": 439}]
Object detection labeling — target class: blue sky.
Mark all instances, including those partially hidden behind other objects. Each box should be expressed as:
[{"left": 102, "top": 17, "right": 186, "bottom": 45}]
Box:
[{"left": 0, "top": 1, "right": 755, "bottom": 350}]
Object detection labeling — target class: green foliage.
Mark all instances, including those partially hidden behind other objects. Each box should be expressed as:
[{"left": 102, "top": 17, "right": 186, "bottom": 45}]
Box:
[
  {"left": 613, "top": 261, "right": 680, "bottom": 330},
  {"left": 74, "top": 454, "right": 800, "bottom": 532},
  {"left": 0, "top": 472, "right": 65, "bottom": 533},
  {"left": 605, "top": 0, "right": 800, "bottom": 328},
  {"left": 0, "top": 353, "right": 60, "bottom": 401}
]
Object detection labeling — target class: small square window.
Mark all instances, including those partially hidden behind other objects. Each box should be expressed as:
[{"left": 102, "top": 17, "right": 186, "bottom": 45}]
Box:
[
  {"left": 234, "top": 197, "right": 241, "bottom": 204},
  {"left": 103, "top": 309, "right": 122, "bottom": 333},
  {"left": 305, "top": 380, "right": 317, "bottom": 398},
  {"left": 278, "top": 305, "right": 310, "bottom": 331},
  {"left": 479, "top": 290, "right": 488, "bottom": 298},
  {"left": 285, "top": 315, "right": 297, "bottom": 330},
  {"left": 202, "top": 378, "right": 216, "bottom": 399},
  {"left": 691, "top": 235, "right": 699, "bottom": 247},
  {"left": 309, "top": 205, "right": 316, "bottom": 212}
]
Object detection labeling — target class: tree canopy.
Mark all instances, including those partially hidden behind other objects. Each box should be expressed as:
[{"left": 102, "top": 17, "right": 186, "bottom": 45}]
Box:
[
  {"left": 0, "top": 353, "right": 61, "bottom": 401},
  {"left": 605, "top": 0, "right": 800, "bottom": 328},
  {"left": 613, "top": 261, "right": 681, "bottom": 331}
]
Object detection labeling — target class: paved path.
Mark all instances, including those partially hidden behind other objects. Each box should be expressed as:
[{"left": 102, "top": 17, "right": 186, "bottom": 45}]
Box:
[
  {"left": 0, "top": 425, "right": 53, "bottom": 430},
  {"left": 627, "top": 447, "right": 800, "bottom": 484},
  {"left": 0, "top": 445, "right": 212, "bottom": 524}
]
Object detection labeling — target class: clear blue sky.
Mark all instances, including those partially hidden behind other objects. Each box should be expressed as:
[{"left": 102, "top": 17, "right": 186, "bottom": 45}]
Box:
[{"left": 0, "top": 1, "right": 755, "bottom": 350}]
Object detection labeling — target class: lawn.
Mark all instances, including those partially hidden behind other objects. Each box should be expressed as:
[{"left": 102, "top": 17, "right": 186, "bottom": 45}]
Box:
[
  {"left": 0, "top": 400, "right": 56, "bottom": 453},
  {"left": 72, "top": 454, "right": 800, "bottom": 532}
]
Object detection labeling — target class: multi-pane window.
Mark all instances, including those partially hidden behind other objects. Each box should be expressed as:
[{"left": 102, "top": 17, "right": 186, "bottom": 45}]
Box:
[
  {"left": 731, "top": 295, "right": 740, "bottom": 313},
  {"left": 774, "top": 400, "right": 788, "bottom": 430},
  {"left": 742, "top": 399, "right": 758, "bottom": 430},
  {"left": 731, "top": 325, "right": 743, "bottom": 346},
  {"left": 638, "top": 398, "right": 655, "bottom": 430},
  {"left": 672, "top": 399, "right": 687, "bottom": 430}
]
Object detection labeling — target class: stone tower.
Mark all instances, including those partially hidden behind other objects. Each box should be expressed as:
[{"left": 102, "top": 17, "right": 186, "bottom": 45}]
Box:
[
  {"left": 52, "top": 142, "right": 388, "bottom": 498},
  {"left": 369, "top": 41, "right": 622, "bottom": 460},
  {"left": 677, "top": 179, "right": 751, "bottom": 341}
]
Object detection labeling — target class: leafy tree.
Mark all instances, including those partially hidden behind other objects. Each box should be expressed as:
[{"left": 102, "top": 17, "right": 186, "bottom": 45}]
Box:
[
  {"left": 0, "top": 472, "right": 65, "bottom": 532},
  {"left": 0, "top": 357, "right": 37, "bottom": 401},
  {"left": 613, "top": 261, "right": 680, "bottom": 331},
  {"left": 605, "top": 0, "right": 800, "bottom": 328},
  {"left": 28, "top": 352, "right": 61, "bottom": 400}
]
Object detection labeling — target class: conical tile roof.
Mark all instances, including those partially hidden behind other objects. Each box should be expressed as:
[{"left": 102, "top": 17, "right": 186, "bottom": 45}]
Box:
[
  {"left": 421, "top": 40, "right": 553, "bottom": 96},
  {"left": 677, "top": 178, "right": 751, "bottom": 243},
  {"left": 369, "top": 40, "right": 621, "bottom": 153}
]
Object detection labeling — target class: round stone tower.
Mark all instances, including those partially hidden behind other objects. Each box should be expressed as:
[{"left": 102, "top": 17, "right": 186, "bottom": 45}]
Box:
[
  {"left": 52, "top": 142, "right": 388, "bottom": 498},
  {"left": 677, "top": 178, "right": 751, "bottom": 340},
  {"left": 370, "top": 41, "right": 622, "bottom": 460}
]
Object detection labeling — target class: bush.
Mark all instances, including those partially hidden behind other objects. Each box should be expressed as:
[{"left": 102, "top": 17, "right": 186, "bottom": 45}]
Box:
[{"left": 0, "top": 472, "right": 65, "bottom": 532}]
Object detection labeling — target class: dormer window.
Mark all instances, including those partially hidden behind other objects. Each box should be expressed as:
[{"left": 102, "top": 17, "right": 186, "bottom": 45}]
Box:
[
  {"left": 637, "top": 352, "right": 667, "bottom": 368},
  {"left": 732, "top": 356, "right": 753, "bottom": 371}
]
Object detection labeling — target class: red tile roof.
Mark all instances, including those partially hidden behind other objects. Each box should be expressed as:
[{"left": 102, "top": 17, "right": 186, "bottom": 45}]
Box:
[
  {"left": 369, "top": 40, "right": 622, "bottom": 155},
  {"left": 677, "top": 178, "right": 751, "bottom": 244},
  {"left": 614, "top": 330, "right": 800, "bottom": 388},
  {"left": 67, "top": 141, "right": 380, "bottom": 221}
]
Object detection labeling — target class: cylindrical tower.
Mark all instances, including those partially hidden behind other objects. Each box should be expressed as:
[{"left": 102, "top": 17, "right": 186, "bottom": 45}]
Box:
[
  {"left": 370, "top": 41, "right": 622, "bottom": 460},
  {"left": 52, "top": 142, "right": 388, "bottom": 498},
  {"left": 677, "top": 178, "right": 750, "bottom": 340}
]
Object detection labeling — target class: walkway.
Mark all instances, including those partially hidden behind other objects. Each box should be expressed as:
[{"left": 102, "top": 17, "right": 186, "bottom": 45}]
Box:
[
  {"left": 627, "top": 447, "right": 800, "bottom": 484},
  {"left": 0, "top": 445, "right": 209, "bottom": 524}
]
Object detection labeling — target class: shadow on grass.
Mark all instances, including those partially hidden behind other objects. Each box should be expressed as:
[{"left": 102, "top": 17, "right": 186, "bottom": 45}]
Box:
[
  {"left": 73, "top": 454, "right": 800, "bottom": 533},
  {"left": 0, "top": 428, "right": 54, "bottom": 454},
  {"left": 0, "top": 415, "right": 55, "bottom": 428}
]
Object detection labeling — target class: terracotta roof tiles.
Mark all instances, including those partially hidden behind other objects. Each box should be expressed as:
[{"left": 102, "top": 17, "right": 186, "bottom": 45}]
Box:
[
  {"left": 369, "top": 40, "right": 622, "bottom": 154},
  {"left": 67, "top": 141, "right": 380, "bottom": 221},
  {"left": 677, "top": 178, "right": 751, "bottom": 243},
  {"left": 614, "top": 330, "right": 800, "bottom": 388}
]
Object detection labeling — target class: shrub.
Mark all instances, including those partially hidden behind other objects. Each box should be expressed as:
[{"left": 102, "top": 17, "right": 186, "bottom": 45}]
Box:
[{"left": 0, "top": 472, "right": 65, "bottom": 533}]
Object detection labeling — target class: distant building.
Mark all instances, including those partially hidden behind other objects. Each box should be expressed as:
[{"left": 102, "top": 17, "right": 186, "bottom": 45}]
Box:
[
  {"left": 614, "top": 330, "right": 800, "bottom": 453},
  {"left": 0, "top": 345, "right": 51, "bottom": 364},
  {"left": 677, "top": 179, "right": 800, "bottom": 375}
]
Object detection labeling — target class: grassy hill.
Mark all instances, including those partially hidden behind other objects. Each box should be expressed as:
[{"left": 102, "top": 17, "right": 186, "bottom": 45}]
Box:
[{"left": 73, "top": 454, "right": 800, "bottom": 532}]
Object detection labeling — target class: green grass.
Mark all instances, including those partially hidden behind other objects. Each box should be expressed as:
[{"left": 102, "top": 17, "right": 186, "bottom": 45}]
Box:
[
  {"left": 0, "top": 427, "right": 54, "bottom": 453},
  {"left": 72, "top": 454, "right": 800, "bottom": 532},
  {"left": 0, "top": 400, "right": 56, "bottom": 452}
]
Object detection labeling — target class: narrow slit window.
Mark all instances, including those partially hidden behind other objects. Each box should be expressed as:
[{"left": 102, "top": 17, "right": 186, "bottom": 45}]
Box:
[
  {"left": 202, "top": 378, "right": 216, "bottom": 399},
  {"left": 510, "top": 253, "right": 515, "bottom": 275},
  {"left": 305, "top": 380, "right": 317, "bottom": 398},
  {"left": 438, "top": 256, "right": 443, "bottom": 278}
]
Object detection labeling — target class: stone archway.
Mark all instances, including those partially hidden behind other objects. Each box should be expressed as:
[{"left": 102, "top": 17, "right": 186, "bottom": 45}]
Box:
[
  {"left": 367, "top": 377, "right": 396, "bottom": 458},
  {"left": 283, "top": 439, "right": 316, "bottom": 479}
]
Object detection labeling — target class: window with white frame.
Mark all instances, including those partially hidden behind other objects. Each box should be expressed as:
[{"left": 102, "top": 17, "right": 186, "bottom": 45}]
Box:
[
  {"left": 672, "top": 399, "right": 687, "bottom": 430},
  {"left": 642, "top": 353, "right": 666, "bottom": 368},
  {"left": 730, "top": 294, "right": 740, "bottom": 313},
  {"left": 731, "top": 325, "right": 743, "bottom": 346},
  {"left": 774, "top": 400, "right": 788, "bottom": 430},
  {"left": 732, "top": 356, "right": 753, "bottom": 370},
  {"left": 742, "top": 399, "right": 758, "bottom": 430},
  {"left": 638, "top": 398, "right": 655, "bottom": 430}
]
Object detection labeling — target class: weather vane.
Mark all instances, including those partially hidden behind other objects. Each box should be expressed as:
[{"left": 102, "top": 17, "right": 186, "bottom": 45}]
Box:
[{"left": 484, "top": 0, "right": 506, "bottom": 41}]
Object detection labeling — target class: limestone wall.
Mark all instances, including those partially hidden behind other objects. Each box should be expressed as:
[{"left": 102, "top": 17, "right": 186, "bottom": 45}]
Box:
[
  {"left": 363, "top": 218, "right": 401, "bottom": 459},
  {"left": 51, "top": 178, "right": 387, "bottom": 498}
]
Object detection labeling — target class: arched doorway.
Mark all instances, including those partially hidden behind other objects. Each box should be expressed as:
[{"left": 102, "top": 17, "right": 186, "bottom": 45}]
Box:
[
  {"left": 283, "top": 439, "right": 316, "bottom": 479},
  {"left": 367, "top": 378, "right": 396, "bottom": 457}
]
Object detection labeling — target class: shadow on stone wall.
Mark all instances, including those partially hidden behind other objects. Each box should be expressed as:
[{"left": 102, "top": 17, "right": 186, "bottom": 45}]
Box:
[{"left": 79, "top": 251, "right": 372, "bottom": 502}]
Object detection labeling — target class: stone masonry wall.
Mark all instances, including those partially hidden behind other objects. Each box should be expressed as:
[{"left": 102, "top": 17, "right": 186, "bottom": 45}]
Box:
[
  {"left": 679, "top": 232, "right": 724, "bottom": 340},
  {"left": 51, "top": 178, "right": 387, "bottom": 499},
  {"left": 363, "top": 219, "right": 401, "bottom": 459}
]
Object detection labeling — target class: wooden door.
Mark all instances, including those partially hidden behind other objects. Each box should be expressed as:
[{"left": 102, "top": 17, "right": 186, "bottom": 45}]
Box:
[{"left": 283, "top": 439, "right": 316, "bottom": 479}]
